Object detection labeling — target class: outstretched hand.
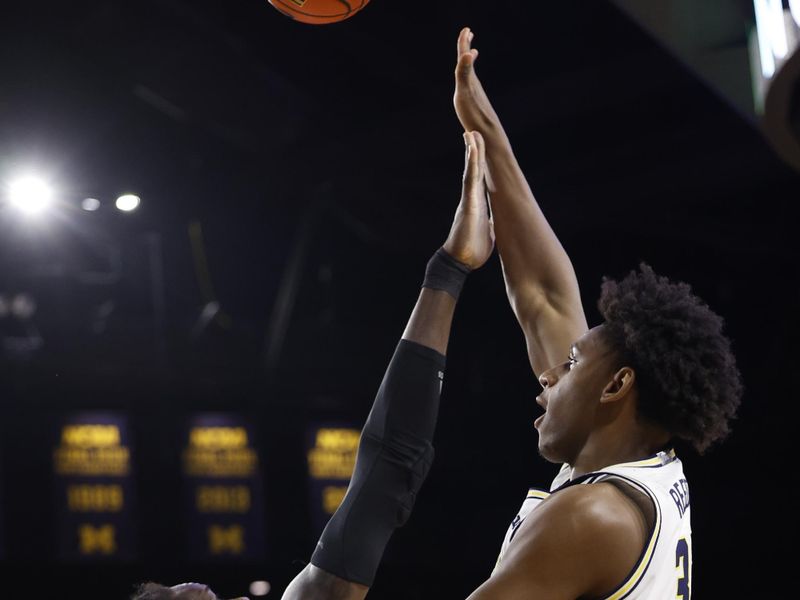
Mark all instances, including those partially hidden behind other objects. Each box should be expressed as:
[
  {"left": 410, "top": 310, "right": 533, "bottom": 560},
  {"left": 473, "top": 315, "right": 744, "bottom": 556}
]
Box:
[
  {"left": 443, "top": 131, "right": 494, "bottom": 270},
  {"left": 454, "top": 27, "right": 500, "bottom": 134}
]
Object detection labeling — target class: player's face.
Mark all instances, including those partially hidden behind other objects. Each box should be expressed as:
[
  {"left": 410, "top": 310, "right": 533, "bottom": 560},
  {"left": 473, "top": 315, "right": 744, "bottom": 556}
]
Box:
[
  {"left": 534, "top": 325, "right": 620, "bottom": 464},
  {"left": 170, "top": 583, "right": 248, "bottom": 600}
]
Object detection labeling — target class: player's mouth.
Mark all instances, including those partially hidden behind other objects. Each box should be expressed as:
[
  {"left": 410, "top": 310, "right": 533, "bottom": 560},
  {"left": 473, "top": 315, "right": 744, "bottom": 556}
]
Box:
[{"left": 534, "top": 394, "right": 547, "bottom": 428}]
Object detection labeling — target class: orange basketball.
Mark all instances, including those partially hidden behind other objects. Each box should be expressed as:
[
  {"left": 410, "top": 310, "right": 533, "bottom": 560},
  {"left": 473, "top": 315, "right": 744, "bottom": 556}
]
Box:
[{"left": 268, "top": 0, "right": 371, "bottom": 25}]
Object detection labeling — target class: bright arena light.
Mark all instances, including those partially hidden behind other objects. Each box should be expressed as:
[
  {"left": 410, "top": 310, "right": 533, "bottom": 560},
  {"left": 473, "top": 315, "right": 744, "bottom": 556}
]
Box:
[
  {"left": 81, "top": 197, "right": 101, "bottom": 211},
  {"left": 249, "top": 581, "right": 271, "bottom": 596},
  {"left": 8, "top": 176, "right": 53, "bottom": 216},
  {"left": 115, "top": 194, "right": 141, "bottom": 212}
]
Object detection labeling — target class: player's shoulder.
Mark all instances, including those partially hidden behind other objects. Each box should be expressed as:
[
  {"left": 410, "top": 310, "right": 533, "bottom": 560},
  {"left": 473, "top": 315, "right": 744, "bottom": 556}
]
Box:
[
  {"left": 495, "top": 480, "right": 649, "bottom": 597},
  {"left": 538, "top": 480, "right": 648, "bottom": 538}
]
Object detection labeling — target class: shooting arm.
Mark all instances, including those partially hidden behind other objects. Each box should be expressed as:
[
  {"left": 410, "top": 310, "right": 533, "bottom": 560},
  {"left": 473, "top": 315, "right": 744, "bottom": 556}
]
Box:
[
  {"left": 486, "top": 136, "right": 587, "bottom": 376},
  {"left": 454, "top": 28, "right": 587, "bottom": 375}
]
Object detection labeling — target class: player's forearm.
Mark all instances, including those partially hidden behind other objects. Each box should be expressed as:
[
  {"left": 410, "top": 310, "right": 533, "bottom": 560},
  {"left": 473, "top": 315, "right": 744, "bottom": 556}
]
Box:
[
  {"left": 483, "top": 133, "right": 582, "bottom": 325},
  {"left": 401, "top": 287, "right": 457, "bottom": 355}
]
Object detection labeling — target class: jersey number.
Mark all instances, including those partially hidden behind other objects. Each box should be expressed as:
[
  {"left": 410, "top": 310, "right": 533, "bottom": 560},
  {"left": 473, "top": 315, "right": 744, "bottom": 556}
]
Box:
[{"left": 675, "top": 538, "right": 690, "bottom": 599}]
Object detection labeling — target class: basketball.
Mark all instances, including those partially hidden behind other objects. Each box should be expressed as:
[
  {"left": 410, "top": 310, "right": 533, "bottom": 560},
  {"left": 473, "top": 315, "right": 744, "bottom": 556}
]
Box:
[{"left": 268, "top": 0, "right": 371, "bottom": 25}]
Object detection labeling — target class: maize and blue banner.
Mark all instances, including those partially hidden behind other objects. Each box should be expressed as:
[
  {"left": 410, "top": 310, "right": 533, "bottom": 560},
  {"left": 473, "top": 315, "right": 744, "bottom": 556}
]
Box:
[
  {"left": 52, "top": 412, "right": 137, "bottom": 561},
  {"left": 181, "top": 413, "right": 265, "bottom": 561},
  {"left": 305, "top": 423, "right": 359, "bottom": 537}
]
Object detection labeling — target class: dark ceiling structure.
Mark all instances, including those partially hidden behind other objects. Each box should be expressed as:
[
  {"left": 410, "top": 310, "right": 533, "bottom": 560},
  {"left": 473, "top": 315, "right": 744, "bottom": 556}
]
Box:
[{"left": 0, "top": 1, "right": 796, "bottom": 598}]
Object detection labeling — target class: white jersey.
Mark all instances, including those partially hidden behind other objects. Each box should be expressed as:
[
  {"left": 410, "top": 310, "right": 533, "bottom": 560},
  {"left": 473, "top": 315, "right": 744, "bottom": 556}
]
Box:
[{"left": 493, "top": 449, "right": 692, "bottom": 599}]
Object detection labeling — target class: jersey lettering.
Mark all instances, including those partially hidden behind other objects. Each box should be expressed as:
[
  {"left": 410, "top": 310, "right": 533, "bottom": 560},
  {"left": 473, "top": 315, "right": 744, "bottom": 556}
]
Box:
[
  {"left": 675, "top": 538, "right": 691, "bottom": 598},
  {"left": 508, "top": 514, "right": 524, "bottom": 542},
  {"left": 669, "top": 478, "right": 690, "bottom": 518}
]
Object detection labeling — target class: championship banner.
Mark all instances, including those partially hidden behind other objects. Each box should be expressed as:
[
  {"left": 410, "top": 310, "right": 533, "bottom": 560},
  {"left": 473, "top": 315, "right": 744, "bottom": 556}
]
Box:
[
  {"left": 305, "top": 424, "right": 360, "bottom": 536},
  {"left": 52, "top": 412, "right": 137, "bottom": 561},
  {"left": 181, "top": 414, "right": 265, "bottom": 561}
]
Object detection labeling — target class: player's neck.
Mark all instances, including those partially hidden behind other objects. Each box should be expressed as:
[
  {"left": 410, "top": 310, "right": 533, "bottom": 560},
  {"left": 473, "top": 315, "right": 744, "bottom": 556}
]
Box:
[{"left": 569, "top": 424, "right": 671, "bottom": 478}]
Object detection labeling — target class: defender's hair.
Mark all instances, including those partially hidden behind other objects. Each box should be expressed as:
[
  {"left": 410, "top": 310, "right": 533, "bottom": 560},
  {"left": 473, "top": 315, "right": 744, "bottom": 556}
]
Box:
[
  {"left": 131, "top": 583, "right": 173, "bottom": 600},
  {"left": 598, "top": 263, "right": 742, "bottom": 453}
]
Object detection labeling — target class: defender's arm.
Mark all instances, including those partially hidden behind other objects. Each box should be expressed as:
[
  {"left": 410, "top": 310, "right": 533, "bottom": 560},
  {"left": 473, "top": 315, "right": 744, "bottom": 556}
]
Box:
[
  {"left": 281, "top": 286, "right": 456, "bottom": 600},
  {"left": 281, "top": 132, "right": 493, "bottom": 600}
]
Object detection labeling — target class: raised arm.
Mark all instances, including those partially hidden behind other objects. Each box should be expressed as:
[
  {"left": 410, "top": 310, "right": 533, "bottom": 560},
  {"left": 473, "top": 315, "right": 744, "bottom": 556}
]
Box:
[
  {"left": 281, "top": 131, "right": 494, "bottom": 600},
  {"left": 453, "top": 28, "right": 587, "bottom": 376}
]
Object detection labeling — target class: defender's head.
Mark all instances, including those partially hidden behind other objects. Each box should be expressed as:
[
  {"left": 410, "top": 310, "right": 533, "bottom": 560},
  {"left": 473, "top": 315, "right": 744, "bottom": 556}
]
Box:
[
  {"left": 535, "top": 264, "right": 742, "bottom": 463},
  {"left": 132, "top": 582, "right": 248, "bottom": 600}
]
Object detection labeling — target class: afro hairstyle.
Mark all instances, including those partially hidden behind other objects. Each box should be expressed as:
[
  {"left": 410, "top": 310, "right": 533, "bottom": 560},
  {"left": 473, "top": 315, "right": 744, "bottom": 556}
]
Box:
[{"left": 598, "top": 263, "right": 742, "bottom": 453}]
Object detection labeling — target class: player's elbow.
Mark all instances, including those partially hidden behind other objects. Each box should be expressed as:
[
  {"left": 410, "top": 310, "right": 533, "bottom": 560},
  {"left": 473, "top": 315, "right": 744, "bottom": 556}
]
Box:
[{"left": 506, "top": 282, "right": 549, "bottom": 324}]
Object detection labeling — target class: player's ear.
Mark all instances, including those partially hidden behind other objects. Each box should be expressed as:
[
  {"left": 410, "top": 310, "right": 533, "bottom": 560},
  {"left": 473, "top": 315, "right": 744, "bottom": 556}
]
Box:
[{"left": 600, "top": 367, "right": 635, "bottom": 403}]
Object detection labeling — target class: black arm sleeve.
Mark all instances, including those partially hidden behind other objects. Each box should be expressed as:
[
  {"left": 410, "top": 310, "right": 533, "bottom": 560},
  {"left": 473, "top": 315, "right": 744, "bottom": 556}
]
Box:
[{"left": 310, "top": 339, "right": 446, "bottom": 586}]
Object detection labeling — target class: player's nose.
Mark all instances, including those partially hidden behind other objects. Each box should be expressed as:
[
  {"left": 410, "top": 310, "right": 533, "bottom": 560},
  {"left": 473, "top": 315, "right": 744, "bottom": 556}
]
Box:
[{"left": 539, "top": 369, "right": 556, "bottom": 389}]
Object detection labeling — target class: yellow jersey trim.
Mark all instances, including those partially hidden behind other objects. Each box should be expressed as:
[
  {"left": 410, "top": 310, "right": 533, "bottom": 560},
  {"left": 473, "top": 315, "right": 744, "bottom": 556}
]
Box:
[
  {"left": 526, "top": 490, "right": 550, "bottom": 500},
  {"left": 608, "top": 448, "right": 676, "bottom": 470}
]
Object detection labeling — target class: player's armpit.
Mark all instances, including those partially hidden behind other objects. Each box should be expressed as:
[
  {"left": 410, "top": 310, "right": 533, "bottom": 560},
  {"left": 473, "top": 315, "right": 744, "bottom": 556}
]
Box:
[
  {"left": 281, "top": 564, "right": 369, "bottom": 600},
  {"left": 465, "top": 483, "right": 648, "bottom": 600},
  {"left": 513, "top": 292, "right": 588, "bottom": 377}
]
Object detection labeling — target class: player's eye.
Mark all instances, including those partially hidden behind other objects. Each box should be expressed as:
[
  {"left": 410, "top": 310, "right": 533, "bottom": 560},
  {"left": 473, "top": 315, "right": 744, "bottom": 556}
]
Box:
[{"left": 567, "top": 354, "right": 577, "bottom": 369}]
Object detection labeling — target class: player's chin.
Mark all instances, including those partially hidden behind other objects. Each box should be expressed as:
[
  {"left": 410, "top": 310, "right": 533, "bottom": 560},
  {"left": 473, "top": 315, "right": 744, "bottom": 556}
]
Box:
[{"left": 536, "top": 432, "right": 561, "bottom": 464}]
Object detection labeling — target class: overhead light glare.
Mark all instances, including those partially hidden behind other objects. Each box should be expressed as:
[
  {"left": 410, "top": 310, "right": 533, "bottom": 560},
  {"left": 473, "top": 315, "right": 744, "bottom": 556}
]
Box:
[
  {"left": 82, "top": 197, "right": 101, "bottom": 211},
  {"left": 8, "top": 176, "right": 53, "bottom": 216},
  {"left": 115, "top": 194, "right": 141, "bottom": 212}
]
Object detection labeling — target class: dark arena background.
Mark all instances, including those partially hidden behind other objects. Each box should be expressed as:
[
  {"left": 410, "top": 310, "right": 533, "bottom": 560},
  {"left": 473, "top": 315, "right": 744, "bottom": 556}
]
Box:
[{"left": 1, "top": 1, "right": 797, "bottom": 598}]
